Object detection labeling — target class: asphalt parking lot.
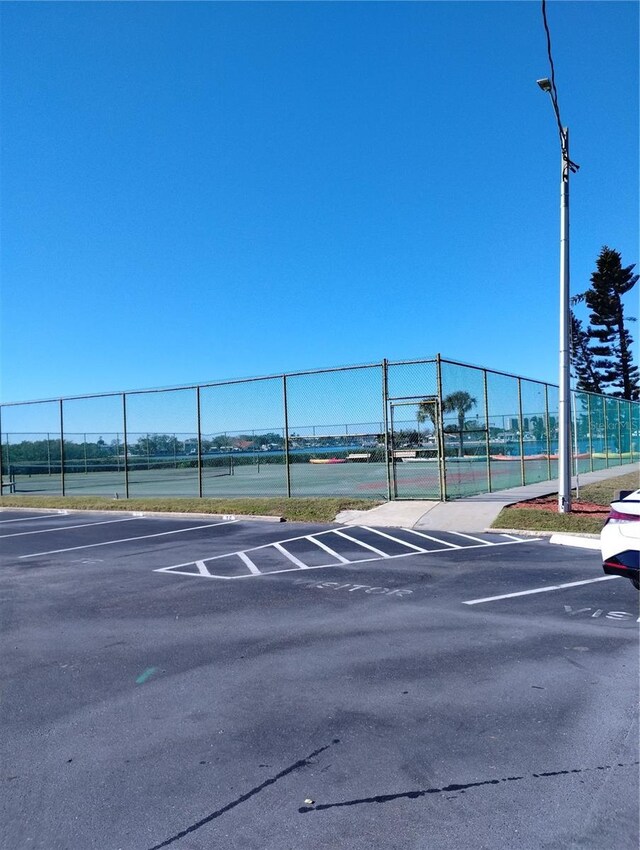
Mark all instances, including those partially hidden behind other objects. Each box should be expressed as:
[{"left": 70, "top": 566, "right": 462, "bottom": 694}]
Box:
[{"left": 1, "top": 509, "right": 638, "bottom": 850}]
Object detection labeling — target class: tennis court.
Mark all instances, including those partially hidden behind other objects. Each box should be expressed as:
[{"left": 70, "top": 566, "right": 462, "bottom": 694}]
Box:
[
  {"left": 3, "top": 356, "right": 637, "bottom": 503},
  {"left": 8, "top": 456, "right": 560, "bottom": 500}
]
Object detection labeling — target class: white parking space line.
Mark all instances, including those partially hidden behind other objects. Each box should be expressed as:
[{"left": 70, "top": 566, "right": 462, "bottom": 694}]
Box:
[
  {"left": 0, "top": 516, "right": 142, "bottom": 539},
  {"left": 19, "top": 520, "right": 237, "bottom": 559},
  {"left": 273, "top": 543, "right": 312, "bottom": 569},
  {"left": 446, "top": 530, "right": 496, "bottom": 545},
  {"left": 462, "top": 575, "right": 620, "bottom": 605},
  {"left": 156, "top": 560, "right": 214, "bottom": 577},
  {"left": 402, "top": 529, "right": 461, "bottom": 548},
  {"left": 194, "top": 560, "right": 215, "bottom": 576},
  {"left": 237, "top": 552, "right": 261, "bottom": 575},
  {"left": 308, "top": 536, "right": 351, "bottom": 564},
  {"left": 499, "top": 533, "right": 529, "bottom": 541},
  {"left": 333, "top": 529, "right": 390, "bottom": 558},
  {"left": 0, "top": 513, "right": 67, "bottom": 524},
  {"left": 362, "top": 526, "right": 430, "bottom": 553}
]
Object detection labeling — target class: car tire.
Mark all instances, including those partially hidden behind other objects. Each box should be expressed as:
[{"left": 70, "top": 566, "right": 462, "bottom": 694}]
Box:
[{"left": 632, "top": 577, "right": 640, "bottom": 591}]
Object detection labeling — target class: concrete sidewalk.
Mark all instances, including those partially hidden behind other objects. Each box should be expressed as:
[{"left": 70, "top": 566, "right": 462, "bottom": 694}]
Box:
[{"left": 336, "top": 462, "right": 638, "bottom": 532}]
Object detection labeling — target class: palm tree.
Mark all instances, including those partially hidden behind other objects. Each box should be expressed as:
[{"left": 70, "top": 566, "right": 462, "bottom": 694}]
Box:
[
  {"left": 417, "top": 399, "right": 437, "bottom": 431},
  {"left": 443, "top": 391, "right": 477, "bottom": 457}
]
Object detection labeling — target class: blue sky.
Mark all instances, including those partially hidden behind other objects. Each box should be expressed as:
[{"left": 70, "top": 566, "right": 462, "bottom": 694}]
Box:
[{"left": 1, "top": 1, "right": 638, "bottom": 405}]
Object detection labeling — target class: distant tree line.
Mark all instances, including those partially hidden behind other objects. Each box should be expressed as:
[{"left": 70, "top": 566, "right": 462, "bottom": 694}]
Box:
[{"left": 1, "top": 432, "right": 290, "bottom": 467}]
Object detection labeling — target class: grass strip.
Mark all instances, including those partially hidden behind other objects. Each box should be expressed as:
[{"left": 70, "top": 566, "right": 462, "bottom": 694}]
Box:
[
  {"left": 0, "top": 495, "right": 381, "bottom": 524},
  {"left": 493, "top": 508, "right": 606, "bottom": 535},
  {"left": 492, "top": 470, "right": 639, "bottom": 534},
  {"left": 575, "top": 471, "right": 639, "bottom": 506}
]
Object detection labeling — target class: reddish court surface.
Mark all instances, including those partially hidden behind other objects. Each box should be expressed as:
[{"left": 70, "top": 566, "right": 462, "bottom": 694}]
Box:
[{"left": 355, "top": 459, "right": 542, "bottom": 494}]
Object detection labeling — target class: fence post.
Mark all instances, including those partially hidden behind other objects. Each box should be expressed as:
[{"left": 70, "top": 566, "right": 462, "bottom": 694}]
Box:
[
  {"left": 282, "top": 375, "right": 291, "bottom": 498},
  {"left": 571, "top": 391, "right": 580, "bottom": 497},
  {"left": 587, "top": 394, "right": 593, "bottom": 472},
  {"left": 517, "top": 379, "right": 525, "bottom": 485},
  {"left": 435, "top": 354, "right": 447, "bottom": 501},
  {"left": 570, "top": 390, "right": 578, "bottom": 478},
  {"left": 603, "top": 399, "right": 609, "bottom": 467},
  {"left": 544, "top": 384, "right": 551, "bottom": 481},
  {"left": 617, "top": 399, "right": 622, "bottom": 465},
  {"left": 483, "top": 369, "right": 491, "bottom": 493},
  {"left": 59, "top": 399, "right": 65, "bottom": 496},
  {"left": 122, "top": 394, "right": 130, "bottom": 499},
  {"left": 382, "top": 359, "right": 392, "bottom": 501},
  {"left": 83, "top": 433, "right": 88, "bottom": 474},
  {"left": 196, "top": 387, "right": 203, "bottom": 498}
]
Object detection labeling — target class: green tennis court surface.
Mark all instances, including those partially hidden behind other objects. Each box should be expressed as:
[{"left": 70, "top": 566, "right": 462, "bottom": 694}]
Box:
[{"left": 7, "top": 457, "right": 582, "bottom": 500}]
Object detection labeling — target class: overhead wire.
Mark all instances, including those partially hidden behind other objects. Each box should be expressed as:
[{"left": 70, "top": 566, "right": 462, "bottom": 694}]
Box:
[{"left": 541, "top": 0, "right": 580, "bottom": 173}]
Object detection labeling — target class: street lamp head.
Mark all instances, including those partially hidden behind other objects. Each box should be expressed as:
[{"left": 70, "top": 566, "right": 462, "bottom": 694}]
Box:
[{"left": 537, "top": 78, "right": 552, "bottom": 93}]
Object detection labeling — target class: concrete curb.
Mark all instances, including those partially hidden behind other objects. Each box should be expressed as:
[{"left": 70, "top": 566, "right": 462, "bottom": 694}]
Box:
[
  {"left": 0, "top": 505, "right": 284, "bottom": 523},
  {"left": 0, "top": 506, "right": 71, "bottom": 515},
  {"left": 492, "top": 526, "right": 601, "bottom": 550},
  {"left": 548, "top": 533, "right": 601, "bottom": 550},
  {"left": 487, "top": 527, "right": 554, "bottom": 538},
  {"left": 124, "top": 510, "right": 285, "bottom": 522}
]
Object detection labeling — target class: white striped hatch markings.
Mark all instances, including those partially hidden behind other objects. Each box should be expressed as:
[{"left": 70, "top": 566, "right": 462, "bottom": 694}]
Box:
[{"left": 155, "top": 528, "right": 532, "bottom": 580}]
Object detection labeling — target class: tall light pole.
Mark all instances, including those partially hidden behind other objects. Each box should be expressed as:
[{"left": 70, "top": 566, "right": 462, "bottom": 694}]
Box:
[{"left": 537, "top": 76, "right": 578, "bottom": 514}]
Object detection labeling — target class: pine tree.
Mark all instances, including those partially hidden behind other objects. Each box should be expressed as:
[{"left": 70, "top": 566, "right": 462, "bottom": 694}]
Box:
[
  {"left": 570, "top": 309, "right": 601, "bottom": 393},
  {"left": 576, "top": 247, "right": 639, "bottom": 401}
]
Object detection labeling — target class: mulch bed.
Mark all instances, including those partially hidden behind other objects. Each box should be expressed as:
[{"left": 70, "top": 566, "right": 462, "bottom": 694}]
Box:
[{"left": 511, "top": 495, "right": 609, "bottom": 517}]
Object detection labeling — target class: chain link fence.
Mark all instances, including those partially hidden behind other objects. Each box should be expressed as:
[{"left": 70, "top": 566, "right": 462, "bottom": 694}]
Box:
[{"left": 2, "top": 356, "right": 638, "bottom": 501}]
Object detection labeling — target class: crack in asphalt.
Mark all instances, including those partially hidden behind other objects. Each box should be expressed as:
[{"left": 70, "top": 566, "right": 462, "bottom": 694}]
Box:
[
  {"left": 146, "top": 738, "right": 340, "bottom": 850},
  {"left": 298, "top": 760, "right": 640, "bottom": 813},
  {"left": 145, "top": 743, "right": 638, "bottom": 848}
]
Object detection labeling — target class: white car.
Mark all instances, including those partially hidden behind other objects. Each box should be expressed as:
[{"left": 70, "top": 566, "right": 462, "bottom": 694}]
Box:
[{"left": 601, "top": 488, "right": 640, "bottom": 590}]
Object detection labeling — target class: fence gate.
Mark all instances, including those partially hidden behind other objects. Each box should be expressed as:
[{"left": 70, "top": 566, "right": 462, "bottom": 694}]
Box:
[{"left": 388, "top": 396, "right": 444, "bottom": 500}]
